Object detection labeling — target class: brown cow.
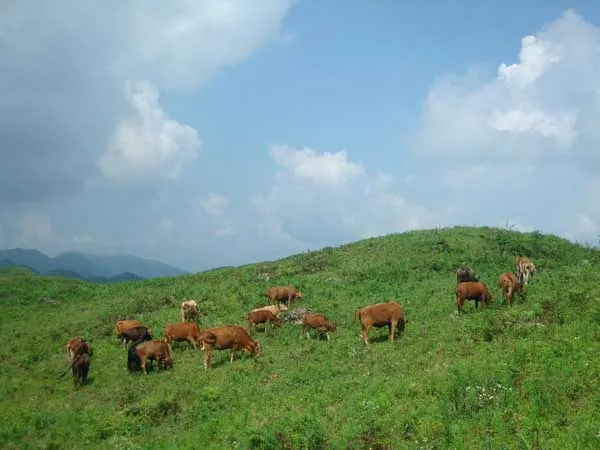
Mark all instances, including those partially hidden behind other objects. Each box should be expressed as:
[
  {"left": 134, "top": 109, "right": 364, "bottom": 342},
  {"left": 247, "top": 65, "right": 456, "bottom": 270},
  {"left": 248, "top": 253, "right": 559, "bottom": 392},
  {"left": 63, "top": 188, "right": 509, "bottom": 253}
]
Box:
[
  {"left": 250, "top": 303, "right": 289, "bottom": 318},
  {"left": 164, "top": 322, "right": 203, "bottom": 349},
  {"left": 247, "top": 309, "right": 282, "bottom": 333},
  {"left": 199, "top": 325, "right": 261, "bottom": 370},
  {"left": 515, "top": 255, "right": 536, "bottom": 286},
  {"left": 354, "top": 301, "right": 406, "bottom": 347},
  {"left": 66, "top": 337, "right": 93, "bottom": 361},
  {"left": 455, "top": 281, "right": 493, "bottom": 315},
  {"left": 266, "top": 286, "right": 303, "bottom": 307},
  {"left": 302, "top": 313, "right": 337, "bottom": 340},
  {"left": 114, "top": 319, "right": 142, "bottom": 346},
  {"left": 129, "top": 340, "right": 173, "bottom": 374},
  {"left": 498, "top": 272, "right": 524, "bottom": 307}
]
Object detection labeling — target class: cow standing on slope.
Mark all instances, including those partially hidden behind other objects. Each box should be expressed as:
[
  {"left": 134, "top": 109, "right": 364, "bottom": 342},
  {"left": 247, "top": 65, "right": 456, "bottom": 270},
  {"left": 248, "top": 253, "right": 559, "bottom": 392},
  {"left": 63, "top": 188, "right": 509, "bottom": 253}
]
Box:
[{"left": 515, "top": 256, "right": 536, "bottom": 286}]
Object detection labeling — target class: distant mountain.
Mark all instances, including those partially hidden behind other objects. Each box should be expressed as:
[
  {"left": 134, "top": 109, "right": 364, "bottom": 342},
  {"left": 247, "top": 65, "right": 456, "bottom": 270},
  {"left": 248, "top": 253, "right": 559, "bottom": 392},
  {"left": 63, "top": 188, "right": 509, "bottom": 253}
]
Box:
[{"left": 0, "top": 248, "right": 188, "bottom": 282}]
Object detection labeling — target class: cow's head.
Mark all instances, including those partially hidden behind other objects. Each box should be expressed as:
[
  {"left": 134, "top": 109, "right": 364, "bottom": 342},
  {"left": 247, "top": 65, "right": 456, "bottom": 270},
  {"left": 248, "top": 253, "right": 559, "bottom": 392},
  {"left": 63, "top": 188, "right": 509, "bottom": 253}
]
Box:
[
  {"left": 327, "top": 322, "right": 337, "bottom": 333},
  {"left": 248, "top": 340, "right": 261, "bottom": 356}
]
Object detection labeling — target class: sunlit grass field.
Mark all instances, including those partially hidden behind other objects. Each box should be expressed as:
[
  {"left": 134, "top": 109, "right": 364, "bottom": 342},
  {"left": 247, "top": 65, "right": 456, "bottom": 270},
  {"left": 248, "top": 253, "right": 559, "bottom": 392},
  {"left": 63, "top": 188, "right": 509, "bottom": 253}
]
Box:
[{"left": 1, "top": 226, "right": 599, "bottom": 449}]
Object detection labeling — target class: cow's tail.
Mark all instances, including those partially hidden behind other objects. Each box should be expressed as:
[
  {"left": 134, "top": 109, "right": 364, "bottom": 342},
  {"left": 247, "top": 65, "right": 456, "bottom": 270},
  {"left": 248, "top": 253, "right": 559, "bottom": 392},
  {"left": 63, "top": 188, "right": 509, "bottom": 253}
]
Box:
[
  {"left": 58, "top": 356, "right": 80, "bottom": 378},
  {"left": 353, "top": 308, "right": 361, "bottom": 321}
]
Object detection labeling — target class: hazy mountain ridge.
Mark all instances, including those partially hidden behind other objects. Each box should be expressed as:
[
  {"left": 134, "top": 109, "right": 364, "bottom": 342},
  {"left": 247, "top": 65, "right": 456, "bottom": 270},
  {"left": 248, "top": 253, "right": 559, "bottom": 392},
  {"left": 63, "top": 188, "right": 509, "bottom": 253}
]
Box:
[{"left": 0, "top": 248, "right": 187, "bottom": 282}]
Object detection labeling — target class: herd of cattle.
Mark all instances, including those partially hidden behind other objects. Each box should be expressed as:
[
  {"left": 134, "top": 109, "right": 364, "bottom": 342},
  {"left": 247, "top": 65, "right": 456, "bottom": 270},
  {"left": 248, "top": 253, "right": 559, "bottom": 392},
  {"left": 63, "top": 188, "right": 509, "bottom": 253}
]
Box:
[{"left": 60, "top": 255, "right": 536, "bottom": 385}]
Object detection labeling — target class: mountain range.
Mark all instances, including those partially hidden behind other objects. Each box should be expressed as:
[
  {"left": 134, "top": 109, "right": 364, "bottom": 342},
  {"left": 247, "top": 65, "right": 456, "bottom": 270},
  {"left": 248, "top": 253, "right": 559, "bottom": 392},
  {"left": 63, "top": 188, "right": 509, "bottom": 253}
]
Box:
[{"left": 0, "top": 248, "right": 188, "bottom": 283}]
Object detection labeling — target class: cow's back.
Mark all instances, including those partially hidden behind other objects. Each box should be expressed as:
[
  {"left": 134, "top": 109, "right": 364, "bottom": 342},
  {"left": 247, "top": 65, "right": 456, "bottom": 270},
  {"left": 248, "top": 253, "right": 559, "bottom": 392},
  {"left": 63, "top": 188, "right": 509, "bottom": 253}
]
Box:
[{"left": 359, "top": 301, "right": 403, "bottom": 325}]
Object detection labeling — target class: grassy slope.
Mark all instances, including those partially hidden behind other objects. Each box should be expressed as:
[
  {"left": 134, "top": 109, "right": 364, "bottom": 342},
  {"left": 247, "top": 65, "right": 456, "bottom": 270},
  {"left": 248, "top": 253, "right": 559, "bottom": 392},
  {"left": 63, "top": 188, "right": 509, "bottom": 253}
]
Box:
[{"left": 1, "top": 226, "right": 599, "bottom": 450}]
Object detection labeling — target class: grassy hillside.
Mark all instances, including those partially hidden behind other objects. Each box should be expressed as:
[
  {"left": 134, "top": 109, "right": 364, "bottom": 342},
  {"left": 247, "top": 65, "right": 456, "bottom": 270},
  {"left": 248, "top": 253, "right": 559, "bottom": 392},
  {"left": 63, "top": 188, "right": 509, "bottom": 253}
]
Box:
[{"left": 1, "top": 226, "right": 599, "bottom": 449}]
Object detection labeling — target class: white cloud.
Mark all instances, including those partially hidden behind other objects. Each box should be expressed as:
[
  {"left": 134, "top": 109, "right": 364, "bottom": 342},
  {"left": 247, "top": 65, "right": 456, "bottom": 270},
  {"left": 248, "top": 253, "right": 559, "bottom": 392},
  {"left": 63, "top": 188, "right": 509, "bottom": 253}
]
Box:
[
  {"left": 414, "top": 9, "right": 600, "bottom": 162},
  {"left": 201, "top": 193, "right": 230, "bottom": 217},
  {"left": 413, "top": 9, "right": 600, "bottom": 241},
  {"left": 254, "top": 145, "right": 438, "bottom": 249},
  {"left": 0, "top": 1, "right": 297, "bottom": 199},
  {"left": 270, "top": 145, "right": 366, "bottom": 188},
  {"left": 97, "top": 80, "right": 201, "bottom": 181},
  {"left": 110, "top": 0, "right": 298, "bottom": 90}
]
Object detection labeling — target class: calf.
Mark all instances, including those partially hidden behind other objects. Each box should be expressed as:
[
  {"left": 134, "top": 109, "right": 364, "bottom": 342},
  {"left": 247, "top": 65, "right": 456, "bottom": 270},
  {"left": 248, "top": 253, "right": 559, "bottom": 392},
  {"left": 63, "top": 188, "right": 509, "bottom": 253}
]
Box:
[
  {"left": 266, "top": 286, "right": 303, "bottom": 307},
  {"left": 114, "top": 319, "right": 142, "bottom": 345},
  {"left": 456, "top": 265, "right": 479, "bottom": 284},
  {"left": 199, "top": 325, "right": 261, "bottom": 370},
  {"left": 498, "top": 272, "right": 524, "bottom": 307},
  {"left": 247, "top": 309, "right": 282, "bottom": 333},
  {"left": 128, "top": 340, "right": 173, "bottom": 374},
  {"left": 164, "top": 322, "right": 202, "bottom": 349},
  {"left": 66, "top": 337, "right": 93, "bottom": 361},
  {"left": 250, "top": 303, "right": 289, "bottom": 318},
  {"left": 119, "top": 326, "right": 153, "bottom": 348},
  {"left": 354, "top": 301, "right": 406, "bottom": 347},
  {"left": 302, "top": 313, "right": 337, "bottom": 340},
  {"left": 455, "top": 281, "right": 493, "bottom": 315}
]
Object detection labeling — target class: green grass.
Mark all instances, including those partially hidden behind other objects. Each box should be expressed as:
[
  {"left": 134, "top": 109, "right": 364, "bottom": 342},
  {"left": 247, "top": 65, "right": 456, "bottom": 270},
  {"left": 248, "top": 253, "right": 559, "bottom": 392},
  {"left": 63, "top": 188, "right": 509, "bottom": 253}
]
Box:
[{"left": 1, "top": 226, "right": 599, "bottom": 449}]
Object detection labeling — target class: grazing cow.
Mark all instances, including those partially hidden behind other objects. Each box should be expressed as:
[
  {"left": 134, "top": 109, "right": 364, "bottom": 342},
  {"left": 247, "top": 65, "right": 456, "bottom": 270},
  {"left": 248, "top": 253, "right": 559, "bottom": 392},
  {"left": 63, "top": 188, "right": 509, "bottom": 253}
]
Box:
[
  {"left": 302, "top": 313, "right": 337, "bottom": 340},
  {"left": 114, "top": 320, "right": 142, "bottom": 345},
  {"left": 66, "top": 337, "right": 93, "bottom": 361},
  {"left": 250, "top": 303, "right": 289, "bottom": 318},
  {"left": 498, "top": 272, "right": 524, "bottom": 307},
  {"left": 164, "top": 322, "right": 203, "bottom": 349},
  {"left": 266, "top": 286, "right": 303, "bottom": 307},
  {"left": 515, "top": 256, "right": 536, "bottom": 286},
  {"left": 456, "top": 265, "right": 479, "bottom": 284},
  {"left": 119, "top": 326, "right": 153, "bottom": 347},
  {"left": 180, "top": 299, "right": 204, "bottom": 322},
  {"left": 128, "top": 340, "right": 173, "bottom": 374},
  {"left": 59, "top": 353, "right": 90, "bottom": 386},
  {"left": 247, "top": 309, "right": 283, "bottom": 333},
  {"left": 354, "top": 301, "right": 406, "bottom": 347},
  {"left": 199, "top": 325, "right": 261, "bottom": 370},
  {"left": 455, "top": 281, "right": 493, "bottom": 316}
]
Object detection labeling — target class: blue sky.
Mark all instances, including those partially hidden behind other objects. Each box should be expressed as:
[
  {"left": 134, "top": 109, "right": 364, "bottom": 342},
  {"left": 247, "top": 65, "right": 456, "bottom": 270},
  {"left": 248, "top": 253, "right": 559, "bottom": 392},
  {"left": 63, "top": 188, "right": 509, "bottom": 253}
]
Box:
[{"left": 2, "top": 0, "right": 600, "bottom": 271}]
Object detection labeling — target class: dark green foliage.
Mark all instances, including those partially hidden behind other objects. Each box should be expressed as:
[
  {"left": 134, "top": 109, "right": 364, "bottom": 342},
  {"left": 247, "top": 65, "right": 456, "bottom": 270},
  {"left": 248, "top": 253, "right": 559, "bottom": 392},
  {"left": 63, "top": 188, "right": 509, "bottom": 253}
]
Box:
[{"left": 1, "top": 226, "right": 599, "bottom": 449}]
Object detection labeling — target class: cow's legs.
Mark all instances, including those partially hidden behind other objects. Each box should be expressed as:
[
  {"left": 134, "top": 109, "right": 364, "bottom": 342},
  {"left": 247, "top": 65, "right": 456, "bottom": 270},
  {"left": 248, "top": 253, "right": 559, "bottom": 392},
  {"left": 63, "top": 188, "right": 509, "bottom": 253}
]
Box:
[{"left": 390, "top": 320, "right": 397, "bottom": 341}]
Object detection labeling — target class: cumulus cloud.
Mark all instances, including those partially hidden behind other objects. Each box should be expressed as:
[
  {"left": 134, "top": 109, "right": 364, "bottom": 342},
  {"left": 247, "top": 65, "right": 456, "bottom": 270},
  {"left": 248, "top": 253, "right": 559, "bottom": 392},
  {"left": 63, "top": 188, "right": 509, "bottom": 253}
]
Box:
[
  {"left": 413, "top": 9, "right": 600, "bottom": 240},
  {"left": 254, "top": 145, "right": 439, "bottom": 249},
  {"left": 0, "top": 0, "right": 296, "bottom": 202},
  {"left": 200, "top": 193, "right": 230, "bottom": 217},
  {"left": 98, "top": 81, "right": 200, "bottom": 180},
  {"left": 414, "top": 9, "right": 600, "bottom": 163},
  {"left": 270, "top": 145, "right": 366, "bottom": 188}
]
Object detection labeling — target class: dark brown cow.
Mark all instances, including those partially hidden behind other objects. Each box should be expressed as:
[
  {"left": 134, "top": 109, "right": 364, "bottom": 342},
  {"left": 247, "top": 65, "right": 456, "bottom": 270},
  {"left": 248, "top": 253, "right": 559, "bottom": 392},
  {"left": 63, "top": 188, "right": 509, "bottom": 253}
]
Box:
[
  {"left": 354, "top": 301, "right": 406, "bottom": 347},
  {"left": 456, "top": 265, "right": 479, "bottom": 284},
  {"left": 114, "top": 320, "right": 142, "bottom": 345},
  {"left": 164, "top": 322, "right": 202, "bottom": 349},
  {"left": 455, "top": 281, "right": 493, "bottom": 315},
  {"left": 247, "top": 309, "right": 282, "bottom": 333},
  {"left": 119, "top": 326, "right": 153, "bottom": 347},
  {"left": 302, "top": 313, "right": 337, "bottom": 340},
  {"left": 66, "top": 337, "right": 93, "bottom": 361},
  {"left": 129, "top": 340, "right": 173, "bottom": 374},
  {"left": 59, "top": 354, "right": 90, "bottom": 385},
  {"left": 266, "top": 286, "right": 303, "bottom": 307},
  {"left": 199, "top": 325, "right": 261, "bottom": 370},
  {"left": 498, "top": 272, "right": 524, "bottom": 307}
]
